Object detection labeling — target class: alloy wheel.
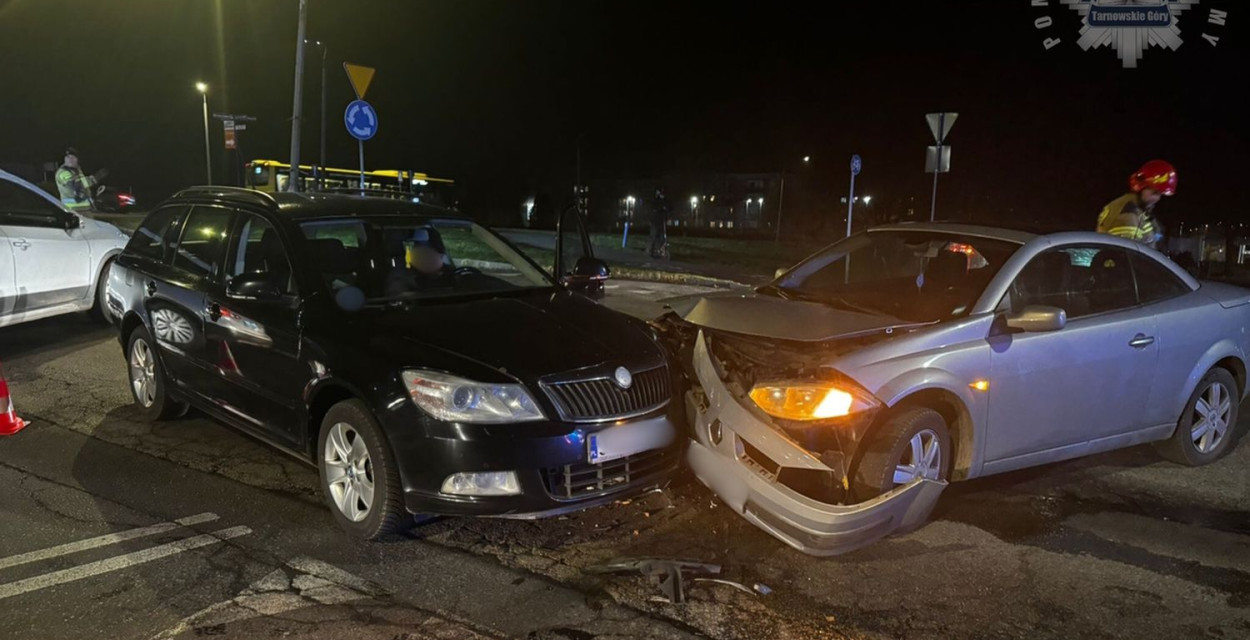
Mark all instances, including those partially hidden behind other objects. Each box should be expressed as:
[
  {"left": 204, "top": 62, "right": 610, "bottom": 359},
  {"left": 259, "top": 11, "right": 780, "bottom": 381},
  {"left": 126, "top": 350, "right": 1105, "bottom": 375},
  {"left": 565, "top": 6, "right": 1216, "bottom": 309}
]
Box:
[
  {"left": 129, "top": 339, "right": 157, "bottom": 408},
  {"left": 893, "top": 428, "right": 943, "bottom": 485},
  {"left": 324, "top": 422, "right": 375, "bottom": 522},
  {"left": 1191, "top": 381, "right": 1232, "bottom": 454}
]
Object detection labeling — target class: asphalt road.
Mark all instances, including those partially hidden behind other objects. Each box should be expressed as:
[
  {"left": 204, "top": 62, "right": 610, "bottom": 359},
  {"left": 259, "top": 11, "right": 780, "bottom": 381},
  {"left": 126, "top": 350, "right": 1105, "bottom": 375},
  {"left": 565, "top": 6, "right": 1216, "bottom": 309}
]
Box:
[{"left": 1, "top": 280, "right": 1248, "bottom": 640}]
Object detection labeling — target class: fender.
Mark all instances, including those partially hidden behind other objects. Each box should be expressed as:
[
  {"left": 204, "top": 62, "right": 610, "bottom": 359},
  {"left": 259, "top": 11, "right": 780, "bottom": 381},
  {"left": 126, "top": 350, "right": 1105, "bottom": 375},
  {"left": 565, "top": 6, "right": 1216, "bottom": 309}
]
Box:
[
  {"left": 1171, "top": 339, "right": 1245, "bottom": 434},
  {"left": 874, "top": 367, "right": 987, "bottom": 479}
]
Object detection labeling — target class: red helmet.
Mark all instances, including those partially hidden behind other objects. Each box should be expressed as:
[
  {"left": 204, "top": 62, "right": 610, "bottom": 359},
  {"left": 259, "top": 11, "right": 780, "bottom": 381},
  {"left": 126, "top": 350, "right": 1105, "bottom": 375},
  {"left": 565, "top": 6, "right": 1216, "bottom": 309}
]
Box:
[{"left": 1129, "top": 160, "right": 1178, "bottom": 196}]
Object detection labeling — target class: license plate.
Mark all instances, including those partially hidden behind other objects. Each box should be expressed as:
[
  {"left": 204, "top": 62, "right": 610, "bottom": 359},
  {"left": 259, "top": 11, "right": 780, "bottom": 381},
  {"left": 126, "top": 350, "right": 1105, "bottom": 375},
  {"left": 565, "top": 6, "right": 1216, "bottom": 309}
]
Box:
[{"left": 586, "top": 416, "right": 677, "bottom": 465}]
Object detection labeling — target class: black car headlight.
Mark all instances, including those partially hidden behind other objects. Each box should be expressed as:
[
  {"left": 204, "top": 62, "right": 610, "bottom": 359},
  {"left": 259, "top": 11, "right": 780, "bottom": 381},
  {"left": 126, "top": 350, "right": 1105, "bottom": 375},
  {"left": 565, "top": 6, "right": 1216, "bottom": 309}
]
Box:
[{"left": 401, "top": 370, "right": 545, "bottom": 423}]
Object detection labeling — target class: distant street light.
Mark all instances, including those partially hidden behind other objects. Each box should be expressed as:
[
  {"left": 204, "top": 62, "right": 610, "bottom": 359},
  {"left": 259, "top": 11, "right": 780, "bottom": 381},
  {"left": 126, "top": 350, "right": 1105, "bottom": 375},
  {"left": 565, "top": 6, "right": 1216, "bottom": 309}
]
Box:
[
  {"left": 863, "top": 195, "right": 873, "bottom": 205},
  {"left": 196, "top": 82, "right": 211, "bottom": 185},
  {"left": 803, "top": 156, "right": 811, "bottom": 163}
]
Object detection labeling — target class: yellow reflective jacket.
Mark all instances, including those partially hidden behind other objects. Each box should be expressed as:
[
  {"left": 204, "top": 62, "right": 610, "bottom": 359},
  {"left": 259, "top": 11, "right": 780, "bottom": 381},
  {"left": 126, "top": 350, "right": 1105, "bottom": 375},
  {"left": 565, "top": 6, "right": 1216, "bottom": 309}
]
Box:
[
  {"left": 55, "top": 165, "right": 96, "bottom": 210},
  {"left": 1096, "top": 192, "right": 1160, "bottom": 247}
]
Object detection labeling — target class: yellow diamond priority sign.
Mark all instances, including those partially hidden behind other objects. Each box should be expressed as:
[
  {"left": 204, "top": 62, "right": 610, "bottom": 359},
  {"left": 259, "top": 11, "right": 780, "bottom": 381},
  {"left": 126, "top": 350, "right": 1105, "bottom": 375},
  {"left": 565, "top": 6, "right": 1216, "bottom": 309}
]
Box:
[{"left": 343, "top": 62, "right": 375, "bottom": 100}]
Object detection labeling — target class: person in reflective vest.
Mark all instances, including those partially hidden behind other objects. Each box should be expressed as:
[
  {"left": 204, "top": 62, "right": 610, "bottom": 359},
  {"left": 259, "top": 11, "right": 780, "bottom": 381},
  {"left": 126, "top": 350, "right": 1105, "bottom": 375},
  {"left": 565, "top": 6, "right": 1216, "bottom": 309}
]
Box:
[
  {"left": 1095, "top": 160, "right": 1177, "bottom": 250},
  {"left": 55, "top": 147, "right": 107, "bottom": 211}
]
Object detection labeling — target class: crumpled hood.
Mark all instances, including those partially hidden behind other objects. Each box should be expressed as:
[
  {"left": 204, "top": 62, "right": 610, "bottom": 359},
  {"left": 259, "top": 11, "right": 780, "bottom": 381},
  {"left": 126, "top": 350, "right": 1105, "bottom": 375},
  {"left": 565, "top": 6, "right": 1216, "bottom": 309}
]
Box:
[
  {"left": 372, "top": 290, "right": 662, "bottom": 381},
  {"left": 667, "top": 291, "right": 921, "bottom": 342}
]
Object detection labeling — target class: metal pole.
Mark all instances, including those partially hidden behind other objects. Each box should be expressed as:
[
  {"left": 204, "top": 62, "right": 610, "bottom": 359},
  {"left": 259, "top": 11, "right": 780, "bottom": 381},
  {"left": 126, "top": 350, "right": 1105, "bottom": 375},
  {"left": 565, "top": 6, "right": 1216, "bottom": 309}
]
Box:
[
  {"left": 775, "top": 175, "right": 786, "bottom": 243},
  {"left": 929, "top": 145, "right": 940, "bottom": 222},
  {"left": 201, "top": 92, "right": 212, "bottom": 185},
  {"left": 845, "top": 171, "right": 855, "bottom": 284},
  {"left": 288, "top": 0, "right": 308, "bottom": 192},
  {"left": 320, "top": 43, "right": 327, "bottom": 184},
  {"left": 358, "top": 139, "right": 365, "bottom": 196}
]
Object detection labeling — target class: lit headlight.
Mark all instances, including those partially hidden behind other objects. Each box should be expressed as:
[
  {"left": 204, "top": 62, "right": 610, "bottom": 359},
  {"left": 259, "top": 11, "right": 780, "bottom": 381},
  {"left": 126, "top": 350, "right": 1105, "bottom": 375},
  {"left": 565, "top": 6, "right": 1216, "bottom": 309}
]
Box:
[
  {"left": 401, "top": 370, "right": 544, "bottom": 423},
  {"left": 748, "top": 380, "right": 879, "bottom": 421}
]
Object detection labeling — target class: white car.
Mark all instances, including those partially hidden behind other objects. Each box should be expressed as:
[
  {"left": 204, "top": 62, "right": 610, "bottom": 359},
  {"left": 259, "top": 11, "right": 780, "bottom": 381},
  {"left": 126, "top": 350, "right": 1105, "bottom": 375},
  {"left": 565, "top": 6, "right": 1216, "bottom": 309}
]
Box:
[{"left": 0, "top": 169, "right": 128, "bottom": 328}]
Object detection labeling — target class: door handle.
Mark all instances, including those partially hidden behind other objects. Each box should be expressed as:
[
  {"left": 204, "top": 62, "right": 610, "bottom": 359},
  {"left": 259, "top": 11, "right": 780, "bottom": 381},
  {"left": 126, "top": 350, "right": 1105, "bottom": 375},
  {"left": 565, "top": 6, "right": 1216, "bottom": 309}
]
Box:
[
  {"left": 1129, "top": 334, "right": 1155, "bottom": 348},
  {"left": 206, "top": 302, "right": 222, "bottom": 322},
  {"left": 145, "top": 280, "right": 157, "bottom": 297},
  {"left": 10, "top": 239, "right": 30, "bottom": 250}
]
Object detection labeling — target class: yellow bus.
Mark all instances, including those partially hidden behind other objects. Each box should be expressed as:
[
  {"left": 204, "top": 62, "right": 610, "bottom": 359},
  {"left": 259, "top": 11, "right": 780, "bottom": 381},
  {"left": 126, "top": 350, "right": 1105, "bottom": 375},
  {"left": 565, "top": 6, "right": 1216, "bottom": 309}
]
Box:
[{"left": 244, "top": 159, "right": 455, "bottom": 207}]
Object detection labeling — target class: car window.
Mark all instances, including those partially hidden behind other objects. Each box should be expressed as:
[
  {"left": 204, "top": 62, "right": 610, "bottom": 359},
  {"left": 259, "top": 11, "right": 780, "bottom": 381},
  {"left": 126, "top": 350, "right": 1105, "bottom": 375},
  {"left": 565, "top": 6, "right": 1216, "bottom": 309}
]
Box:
[
  {"left": 1009, "top": 246, "right": 1137, "bottom": 318},
  {"left": 125, "top": 206, "right": 185, "bottom": 263},
  {"left": 1131, "top": 252, "right": 1190, "bottom": 304},
  {"left": 230, "top": 214, "right": 296, "bottom": 295},
  {"left": 0, "top": 178, "right": 67, "bottom": 227},
  {"left": 172, "top": 206, "right": 232, "bottom": 279}
]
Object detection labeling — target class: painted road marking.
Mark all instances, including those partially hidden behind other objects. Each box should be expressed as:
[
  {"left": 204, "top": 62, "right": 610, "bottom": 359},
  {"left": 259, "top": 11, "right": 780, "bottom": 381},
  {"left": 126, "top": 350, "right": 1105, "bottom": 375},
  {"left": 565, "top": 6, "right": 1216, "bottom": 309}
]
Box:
[
  {"left": 0, "top": 525, "right": 251, "bottom": 601},
  {"left": 0, "top": 513, "right": 219, "bottom": 571}
]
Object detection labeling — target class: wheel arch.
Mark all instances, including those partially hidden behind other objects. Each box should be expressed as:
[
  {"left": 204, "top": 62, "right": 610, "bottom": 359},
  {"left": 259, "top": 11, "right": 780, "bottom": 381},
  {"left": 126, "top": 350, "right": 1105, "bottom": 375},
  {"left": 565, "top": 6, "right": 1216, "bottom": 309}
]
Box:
[
  {"left": 874, "top": 370, "right": 983, "bottom": 481},
  {"left": 1175, "top": 341, "right": 1246, "bottom": 424},
  {"left": 304, "top": 379, "right": 367, "bottom": 461}
]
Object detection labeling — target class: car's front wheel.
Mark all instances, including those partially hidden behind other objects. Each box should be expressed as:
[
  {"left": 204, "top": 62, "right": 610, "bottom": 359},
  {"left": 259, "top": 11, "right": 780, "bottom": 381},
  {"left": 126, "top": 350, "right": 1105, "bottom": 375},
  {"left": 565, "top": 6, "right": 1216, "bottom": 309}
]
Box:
[
  {"left": 87, "top": 259, "right": 114, "bottom": 325},
  {"left": 1156, "top": 368, "right": 1239, "bottom": 466},
  {"left": 318, "top": 399, "right": 406, "bottom": 540},
  {"left": 126, "top": 326, "right": 188, "bottom": 420},
  {"left": 853, "top": 407, "right": 951, "bottom": 502}
]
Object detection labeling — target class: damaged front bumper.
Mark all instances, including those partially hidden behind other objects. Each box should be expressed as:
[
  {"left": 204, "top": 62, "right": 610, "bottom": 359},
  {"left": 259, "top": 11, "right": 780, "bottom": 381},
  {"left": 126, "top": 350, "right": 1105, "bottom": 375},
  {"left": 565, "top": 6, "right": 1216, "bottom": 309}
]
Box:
[{"left": 686, "top": 331, "right": 946, "bottom": 556}]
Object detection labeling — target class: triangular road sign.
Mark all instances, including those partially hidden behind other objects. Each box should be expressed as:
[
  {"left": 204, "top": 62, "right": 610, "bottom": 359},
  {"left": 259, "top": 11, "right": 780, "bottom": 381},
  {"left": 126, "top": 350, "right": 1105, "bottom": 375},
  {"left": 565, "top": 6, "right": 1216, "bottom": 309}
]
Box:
[
  {"left": 926, "top": 112, "right": 958, "bottom": 144},
  {"left": 343, "top": 62, "right": 375, "bottom": 100}
]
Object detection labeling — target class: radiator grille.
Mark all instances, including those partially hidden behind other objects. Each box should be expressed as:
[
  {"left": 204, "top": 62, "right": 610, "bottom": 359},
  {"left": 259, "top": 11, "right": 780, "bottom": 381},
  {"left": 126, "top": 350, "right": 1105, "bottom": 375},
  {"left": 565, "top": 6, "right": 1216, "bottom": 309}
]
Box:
[{"left": 542, "top": 366, "right": 670, "bottom": 421}]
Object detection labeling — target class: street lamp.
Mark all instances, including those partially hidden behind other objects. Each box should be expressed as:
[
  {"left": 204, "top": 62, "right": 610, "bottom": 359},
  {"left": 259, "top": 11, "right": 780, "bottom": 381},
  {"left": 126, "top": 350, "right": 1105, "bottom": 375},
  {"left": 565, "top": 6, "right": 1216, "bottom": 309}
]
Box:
[
  {"left": 304, "top": 39, "right": 328, "bottom": 182},
  {"left": 775, "top": 155, "right": 809, "bottom": 242},
  {"left": 863, "top": 195, "right": 872, "bottom": 205},
  {"left": 195, "top": 82, "right": 211, "bottom": 185}
]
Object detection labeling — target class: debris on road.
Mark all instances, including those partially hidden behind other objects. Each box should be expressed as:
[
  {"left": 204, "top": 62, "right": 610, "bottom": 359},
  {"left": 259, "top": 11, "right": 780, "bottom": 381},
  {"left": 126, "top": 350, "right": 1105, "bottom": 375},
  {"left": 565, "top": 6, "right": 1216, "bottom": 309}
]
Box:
[{"left": 587, "top": 558, "right": 721, "bottom": 604}]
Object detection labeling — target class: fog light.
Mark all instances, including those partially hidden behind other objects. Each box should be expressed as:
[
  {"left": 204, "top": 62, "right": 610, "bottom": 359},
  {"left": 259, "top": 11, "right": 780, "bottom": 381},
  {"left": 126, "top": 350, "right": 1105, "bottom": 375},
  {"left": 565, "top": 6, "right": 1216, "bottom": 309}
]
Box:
[{"left": 440, "top": 471, "right": 521, "bottom": 496}]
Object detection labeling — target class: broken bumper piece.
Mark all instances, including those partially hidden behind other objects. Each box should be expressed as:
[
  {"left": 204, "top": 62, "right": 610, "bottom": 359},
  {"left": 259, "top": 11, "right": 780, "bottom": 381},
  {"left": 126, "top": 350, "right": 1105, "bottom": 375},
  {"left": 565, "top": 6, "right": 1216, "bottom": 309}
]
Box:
[{"left": 686, "top": 332, "right": 946, "bottom": 556}]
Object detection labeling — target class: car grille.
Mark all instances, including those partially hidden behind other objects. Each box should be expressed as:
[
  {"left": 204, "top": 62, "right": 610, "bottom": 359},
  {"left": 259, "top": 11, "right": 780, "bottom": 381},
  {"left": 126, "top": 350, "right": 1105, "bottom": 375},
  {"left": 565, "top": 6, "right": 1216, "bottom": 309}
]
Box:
[
  {"left": 543, "top": 447, "right": 676, "bottom": 500},
  {"left": 542, "top": 366, "right": 670, "bottom": 422}
]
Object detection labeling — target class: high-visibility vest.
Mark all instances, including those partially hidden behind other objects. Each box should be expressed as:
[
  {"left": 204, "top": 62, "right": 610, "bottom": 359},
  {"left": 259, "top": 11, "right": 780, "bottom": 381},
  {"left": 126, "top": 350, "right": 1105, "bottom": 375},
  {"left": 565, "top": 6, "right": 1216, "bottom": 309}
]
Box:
[
  {"left": 55, "top": 165, "right": 95, "bottom": 210},
  {"left": 1096, "top": 192, "right": 1159, "bottom": 245}
]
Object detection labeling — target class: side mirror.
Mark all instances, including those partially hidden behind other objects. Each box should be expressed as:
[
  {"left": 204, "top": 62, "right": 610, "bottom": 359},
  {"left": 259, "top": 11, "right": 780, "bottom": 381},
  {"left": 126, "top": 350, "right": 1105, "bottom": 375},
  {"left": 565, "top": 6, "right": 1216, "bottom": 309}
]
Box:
[
  {"left": 562, "top": 256, "right": 610, "bottom": 299},
  {"left": 1005, "top": 305, "right": 1067, "bottom": 332},
  {"left": 226, "top": 272, "right": 283, "bottom": 301},
  {"left": 63, "top": 214, "right": 81, "bottom": 230}
]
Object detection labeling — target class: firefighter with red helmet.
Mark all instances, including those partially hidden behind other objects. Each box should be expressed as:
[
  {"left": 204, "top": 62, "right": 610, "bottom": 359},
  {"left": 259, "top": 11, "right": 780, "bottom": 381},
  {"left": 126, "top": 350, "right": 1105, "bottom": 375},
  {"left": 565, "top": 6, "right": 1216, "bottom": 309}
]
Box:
[{"left": 1095, "top": 160, "right": 1178, "bottom": 249}]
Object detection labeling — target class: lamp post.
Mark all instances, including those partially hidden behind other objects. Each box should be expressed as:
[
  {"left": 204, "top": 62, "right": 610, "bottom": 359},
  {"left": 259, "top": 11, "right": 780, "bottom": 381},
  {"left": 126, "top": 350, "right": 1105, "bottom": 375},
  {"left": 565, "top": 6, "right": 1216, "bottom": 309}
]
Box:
[
  {"left": 775, "top": 155, "right": 810, "bottom": 242},
  {"left": 196, "top": 82, "right": 212, "bottom": 185},
  {"left": 288, "top": 0, "right": 308, "bottom": 192},
  {"left": 304, "top": 39, "right": 327, "bottom": 184}
]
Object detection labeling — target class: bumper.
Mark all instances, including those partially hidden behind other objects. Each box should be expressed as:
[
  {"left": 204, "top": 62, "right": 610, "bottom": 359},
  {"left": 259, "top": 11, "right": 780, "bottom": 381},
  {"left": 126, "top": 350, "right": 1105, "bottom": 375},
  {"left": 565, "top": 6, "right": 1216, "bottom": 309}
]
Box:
[
  {"left": 386, "top": 406, "right": 681, "bottom": 518},
  {"left": 686, "top": 332, "right": 946, "bottom": 556}
]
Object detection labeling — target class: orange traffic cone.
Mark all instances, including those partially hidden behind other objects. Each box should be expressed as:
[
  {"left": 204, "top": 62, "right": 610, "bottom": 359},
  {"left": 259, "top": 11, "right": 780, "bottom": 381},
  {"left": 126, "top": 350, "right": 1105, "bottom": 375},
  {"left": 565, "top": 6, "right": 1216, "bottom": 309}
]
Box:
[{"left": 0, "top": 362, "right": 27, "bottom": 436}]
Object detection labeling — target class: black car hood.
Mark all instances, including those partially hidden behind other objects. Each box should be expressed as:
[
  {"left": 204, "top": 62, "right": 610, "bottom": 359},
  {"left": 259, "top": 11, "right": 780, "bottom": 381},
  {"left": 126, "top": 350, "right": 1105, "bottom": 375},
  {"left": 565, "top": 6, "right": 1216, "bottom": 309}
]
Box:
[
  {"left": 369, "top": 290, "right": 662, "bottom": 381},
  {"left": 667, "top": 291, "right": 924, "bottom": 342}
]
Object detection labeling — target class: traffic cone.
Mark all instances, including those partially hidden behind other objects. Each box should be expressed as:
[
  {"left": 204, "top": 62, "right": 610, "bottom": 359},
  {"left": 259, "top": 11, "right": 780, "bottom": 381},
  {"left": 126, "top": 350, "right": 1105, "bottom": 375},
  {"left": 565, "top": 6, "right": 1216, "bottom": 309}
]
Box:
[{"left": 0, "top": 362, "right": 28, "bottom": 436}]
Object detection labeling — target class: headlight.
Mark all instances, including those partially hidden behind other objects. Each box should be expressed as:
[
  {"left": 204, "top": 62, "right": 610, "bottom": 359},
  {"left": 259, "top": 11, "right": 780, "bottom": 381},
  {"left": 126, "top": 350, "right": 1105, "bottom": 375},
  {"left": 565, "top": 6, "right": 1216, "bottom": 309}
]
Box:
[
  {"left": 748, "top": 380, "right": 879, "bottom": 421},
  {"left": 401, "top": 370, "right": 544, "bottom": 423}
]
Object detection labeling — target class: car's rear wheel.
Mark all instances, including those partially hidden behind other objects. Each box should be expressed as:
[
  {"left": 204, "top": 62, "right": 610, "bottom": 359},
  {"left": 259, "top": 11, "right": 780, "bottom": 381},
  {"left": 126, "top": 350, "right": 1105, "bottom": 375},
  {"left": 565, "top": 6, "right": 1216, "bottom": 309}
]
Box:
[
  {"left": 318, "top": 399, "right": 405, "bottom": 540},
  {"left": 853, "top": 407, "right": 951, "bottom": 502},
  {"left": 87, "top": 259, "right": 113, "bottom": 325},
  {"left": 126, "top": 326, "right": 187, "bottom": 420},
  {"left": 1156, "top": 368, "right": 1238, "bottom": 466}
]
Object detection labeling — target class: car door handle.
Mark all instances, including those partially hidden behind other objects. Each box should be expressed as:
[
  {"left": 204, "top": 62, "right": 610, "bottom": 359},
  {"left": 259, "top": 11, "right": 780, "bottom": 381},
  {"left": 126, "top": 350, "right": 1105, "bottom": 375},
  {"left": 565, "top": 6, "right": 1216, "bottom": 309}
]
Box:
[
  {"left": 145, "top": 280, "right": 158, "bottom": 297},
  {"left": 1129, "top": 334, "right": 1155, "bottom": 348},
  {"left": 206, "top": 302, "right": 222, "bottom": 322},
  {"left": 10, "top": 239, "right": 30, "bottom": 250}
]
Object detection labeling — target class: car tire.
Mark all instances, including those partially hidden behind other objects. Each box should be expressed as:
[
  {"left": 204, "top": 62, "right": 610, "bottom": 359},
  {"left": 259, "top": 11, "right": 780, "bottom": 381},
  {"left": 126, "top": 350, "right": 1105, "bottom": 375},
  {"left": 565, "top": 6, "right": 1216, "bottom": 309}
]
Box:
[
  {"left": 852, "top": 407, "right": 951, "bottom": 502},
  {"left": 317, "top": 399, "right": 406, "bottom": 540},
  {"left": 87, "top": 259, "right": 114, "bottom": 325},
  {"left": 126, "top": 326, "right": 188, "bottom": 420},
  {"left": 1155, "top": 368, "right": 1239, "bottom": 466}
]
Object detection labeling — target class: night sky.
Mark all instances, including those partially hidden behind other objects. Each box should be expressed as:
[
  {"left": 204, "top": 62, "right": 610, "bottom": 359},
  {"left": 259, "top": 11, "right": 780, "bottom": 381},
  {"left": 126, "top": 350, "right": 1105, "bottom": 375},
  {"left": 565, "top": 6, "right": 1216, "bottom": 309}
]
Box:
[{"left": 2, "top": 0, "right": 1245, "bottom": 231}]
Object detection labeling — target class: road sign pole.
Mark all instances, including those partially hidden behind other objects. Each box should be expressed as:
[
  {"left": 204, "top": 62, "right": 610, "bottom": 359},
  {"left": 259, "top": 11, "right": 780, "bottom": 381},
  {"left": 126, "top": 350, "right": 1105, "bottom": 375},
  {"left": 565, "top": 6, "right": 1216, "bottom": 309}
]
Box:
[
  {"left": 358, "top": 139, "right": 365, "bottom": 196},
  {"left": 774, "top": 175, "right": 785, "bottom": 243},
  {"left": 930, "top": 143, "right": 941, "bottom": 222},
  {"left": 845, "top": 156, "right": 860, "bottom": 285}
]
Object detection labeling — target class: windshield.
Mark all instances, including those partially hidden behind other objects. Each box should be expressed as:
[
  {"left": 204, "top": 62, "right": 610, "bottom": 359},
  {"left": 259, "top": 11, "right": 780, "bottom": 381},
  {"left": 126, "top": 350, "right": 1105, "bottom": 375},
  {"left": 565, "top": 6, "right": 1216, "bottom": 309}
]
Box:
[
  {"left": 768, "top": 230, "right": 1021, "bottom": 322},
  {"left": 298, "top": 217, "right": 554, "bottom": 301}
]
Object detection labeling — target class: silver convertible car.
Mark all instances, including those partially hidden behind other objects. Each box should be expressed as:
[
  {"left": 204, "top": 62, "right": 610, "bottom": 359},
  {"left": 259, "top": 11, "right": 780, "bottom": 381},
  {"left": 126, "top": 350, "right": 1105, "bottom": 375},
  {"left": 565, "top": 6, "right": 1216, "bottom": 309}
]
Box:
[{"left": 656, "top": 223, "right": 1246, "bottom": 556}]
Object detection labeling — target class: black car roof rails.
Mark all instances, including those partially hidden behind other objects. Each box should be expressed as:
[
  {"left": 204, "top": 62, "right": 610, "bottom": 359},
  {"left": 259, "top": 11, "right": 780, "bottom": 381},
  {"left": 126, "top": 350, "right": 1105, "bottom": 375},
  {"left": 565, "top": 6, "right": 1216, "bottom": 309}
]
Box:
[{"left": 175, "top": 185, "right": 278, "bottom": 207}]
